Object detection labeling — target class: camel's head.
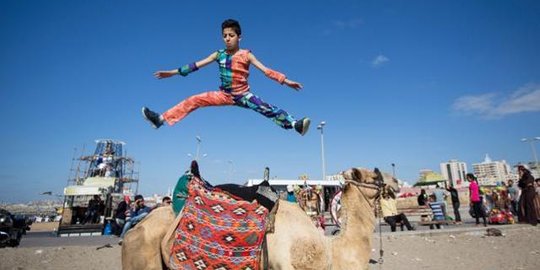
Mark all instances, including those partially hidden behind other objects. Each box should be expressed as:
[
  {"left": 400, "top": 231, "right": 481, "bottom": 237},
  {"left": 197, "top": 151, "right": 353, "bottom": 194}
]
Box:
[
  {"left": 342, "top": 167, "right": 399, "bottom": 191},
  {"left": 340, "top": 167, "right": 399, "bottom": 200}
]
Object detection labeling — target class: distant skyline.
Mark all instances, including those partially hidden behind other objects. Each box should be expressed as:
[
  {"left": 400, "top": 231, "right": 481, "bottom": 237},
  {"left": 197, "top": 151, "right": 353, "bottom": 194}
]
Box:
[{"left": 1, "top": 0, "right": 540, "bottom": 202}]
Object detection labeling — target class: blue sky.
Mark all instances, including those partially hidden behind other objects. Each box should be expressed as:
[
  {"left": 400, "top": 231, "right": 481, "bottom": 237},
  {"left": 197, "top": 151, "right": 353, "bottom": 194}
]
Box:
[{"left": 1, "top": 0, "right": 540, "bottom": 203}]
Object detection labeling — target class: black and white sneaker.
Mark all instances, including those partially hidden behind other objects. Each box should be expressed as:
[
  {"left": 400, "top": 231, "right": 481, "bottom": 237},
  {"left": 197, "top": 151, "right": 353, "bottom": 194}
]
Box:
[
  {"left": 294, "top": 117, "right": 310, "bottom": 136},
  {"left": 141, "top": 107, "right": 163, "bottom": 129}
]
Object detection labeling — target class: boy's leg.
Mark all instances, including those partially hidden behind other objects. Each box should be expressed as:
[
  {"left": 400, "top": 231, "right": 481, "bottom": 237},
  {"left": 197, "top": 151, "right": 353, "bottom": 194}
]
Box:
[
  {"left": 144, "top": 91, "right": 234, "bottom": 128},
  {"left": 234, "top": 92, "right": 310, "bottom": 135},
  {"left": 162, "top": 91, "right": 234, "bottom": 125}
]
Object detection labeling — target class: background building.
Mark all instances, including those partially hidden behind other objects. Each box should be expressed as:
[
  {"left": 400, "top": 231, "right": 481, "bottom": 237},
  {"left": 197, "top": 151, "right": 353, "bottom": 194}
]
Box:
[
  {"left": 472, "top": 154, "right": 512, "bottom": 186},
  {"left": 440, "top": 159, "right": 468, "bottom": 187},
  {"left": 414, "top": 169, "right": 447, "bottom": 187}
]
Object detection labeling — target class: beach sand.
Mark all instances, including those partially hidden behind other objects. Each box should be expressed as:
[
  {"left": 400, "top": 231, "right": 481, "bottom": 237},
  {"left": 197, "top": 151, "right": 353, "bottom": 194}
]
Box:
[{"left": 0, "top": 224, "right": 538, "bottom": 270}]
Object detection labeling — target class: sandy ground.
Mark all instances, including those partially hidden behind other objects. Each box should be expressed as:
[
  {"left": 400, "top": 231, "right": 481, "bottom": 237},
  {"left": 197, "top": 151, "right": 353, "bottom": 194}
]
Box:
[
  {"left": 370, "top": 226, "right": 540, "bottom": 270},
  {"left": 0, "top": 224, "right": 539, "bottom": 270},
  {"left": 27, "top": 222, "right": 60, "bottom": 232}
]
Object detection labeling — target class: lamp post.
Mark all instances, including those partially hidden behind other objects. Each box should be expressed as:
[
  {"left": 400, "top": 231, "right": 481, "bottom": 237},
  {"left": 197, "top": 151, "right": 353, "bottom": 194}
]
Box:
[
  {"left": 391, "top": 163, "right": 396, "bottom": 178},
  {"left": 187, "top": 153, "right": 207, "bottom": 160},
  {"left": 188, "top": 136, "right": 207, "bottom": 162},
  {"left": 317, "top": 121, "right": 326, "bottom": 181},
  {"left": 521, "top": 137, "right": 540, "bottom": 166},
  {"left": 195, "top": 136, "right": 202, "bottom": 161}
]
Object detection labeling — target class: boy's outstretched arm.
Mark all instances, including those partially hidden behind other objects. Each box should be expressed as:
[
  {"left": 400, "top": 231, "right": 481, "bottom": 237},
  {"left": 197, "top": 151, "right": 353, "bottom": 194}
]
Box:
[
  {"left": 248, "top": 53, "right": 303, "bottom": 91},
  {"left": 154, "top": 52, "right": 218, "bottom": 79}
]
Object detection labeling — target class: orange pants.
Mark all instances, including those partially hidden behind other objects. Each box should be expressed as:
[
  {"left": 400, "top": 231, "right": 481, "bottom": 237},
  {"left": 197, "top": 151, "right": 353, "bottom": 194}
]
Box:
[
  {"left": 162, "top": 91, "right": 234, "bottom": 125},
  {"left": 162, "top": 90, "right": 297, "bottom": 129}
]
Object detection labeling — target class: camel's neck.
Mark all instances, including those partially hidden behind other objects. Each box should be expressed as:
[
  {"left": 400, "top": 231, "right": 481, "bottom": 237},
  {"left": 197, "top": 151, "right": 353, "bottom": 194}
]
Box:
[
  {"left": 331, "top": 185, "right": 375, "bottom": 265},
  {"left": 340, "top": 186, "right": 375, "bottom": 236}
]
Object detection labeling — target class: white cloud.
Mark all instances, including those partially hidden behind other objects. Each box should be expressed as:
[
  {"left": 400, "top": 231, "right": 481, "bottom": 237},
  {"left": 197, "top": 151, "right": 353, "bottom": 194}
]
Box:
[
  {"left": 452, "top": 84, "right": 540, "bottom": 118},
  {"left": 371, "top": 55, "right": 389, "bottom": 68},
  {"left": 322, "top": 18, "right": 363, "bottom": 35}
]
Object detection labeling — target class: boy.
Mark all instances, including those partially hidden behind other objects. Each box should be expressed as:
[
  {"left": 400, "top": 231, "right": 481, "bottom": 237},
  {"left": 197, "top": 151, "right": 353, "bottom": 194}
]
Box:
[{"left": 142, "top": 19, "right": 310, "bottom": 135}]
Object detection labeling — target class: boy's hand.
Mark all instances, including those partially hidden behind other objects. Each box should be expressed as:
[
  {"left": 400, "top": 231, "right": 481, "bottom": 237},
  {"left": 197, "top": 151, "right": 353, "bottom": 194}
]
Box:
[
  {"left": 154, "top": 70, "right": 178, "bottom": 79},
  {"left": 284, "top": 79, "right": 303, "bottom": 91}
]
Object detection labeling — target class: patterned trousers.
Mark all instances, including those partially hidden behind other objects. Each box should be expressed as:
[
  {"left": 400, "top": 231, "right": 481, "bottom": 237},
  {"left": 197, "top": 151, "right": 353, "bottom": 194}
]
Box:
[{"left": 162, "top": 91, "right": 296, "bottom": 129}]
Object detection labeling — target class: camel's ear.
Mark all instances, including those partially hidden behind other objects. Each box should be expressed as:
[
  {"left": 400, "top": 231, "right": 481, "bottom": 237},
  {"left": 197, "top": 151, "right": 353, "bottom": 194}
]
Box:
[{"left": 373, "top": 168, "right": 384, "bottom": 187}]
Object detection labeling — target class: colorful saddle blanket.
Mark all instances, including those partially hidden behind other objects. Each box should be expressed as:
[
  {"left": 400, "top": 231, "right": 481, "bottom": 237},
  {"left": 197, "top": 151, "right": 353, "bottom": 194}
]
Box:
[{"left": 170, "top": 177, "right": 269, "bottom": 270}]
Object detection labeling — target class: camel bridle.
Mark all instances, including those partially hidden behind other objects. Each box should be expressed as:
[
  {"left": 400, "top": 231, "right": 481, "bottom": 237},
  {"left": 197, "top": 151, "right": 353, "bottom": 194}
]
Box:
[{"left": 343, "top": 180, "right": 381, "bottom": 209}]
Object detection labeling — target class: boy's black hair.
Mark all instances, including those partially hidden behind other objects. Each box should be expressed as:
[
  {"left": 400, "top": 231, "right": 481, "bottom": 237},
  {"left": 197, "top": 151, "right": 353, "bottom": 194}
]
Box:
[{"left": 222, "top": 19, "right": 241, "bottom": 35}]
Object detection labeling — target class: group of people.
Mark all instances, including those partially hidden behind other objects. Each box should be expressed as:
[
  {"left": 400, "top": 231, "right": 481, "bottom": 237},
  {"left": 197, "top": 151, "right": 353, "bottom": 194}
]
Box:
[
  {"left": 83, "top": 195, "right": 104, "bottom": 224},
  {"left": 415, "top": 184, "right": 461, "bottom": 227},
  {"left": 93, "top": 154, "right": 116, "bottom": 177},
  {"left": 467, "top": 165, "right": 539, "bottom": 226},
  {"left": 393, "top": 165, "right": 540, "bottom": 231},
  {"left": 114, "top": 195, "right": 171, "bottom": 244}
]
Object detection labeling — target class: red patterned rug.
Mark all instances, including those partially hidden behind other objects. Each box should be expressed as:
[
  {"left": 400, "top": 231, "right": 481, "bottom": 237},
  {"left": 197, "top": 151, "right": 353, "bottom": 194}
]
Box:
[{"left": 169, "top": 177, "right": 269, "bottom": 270}]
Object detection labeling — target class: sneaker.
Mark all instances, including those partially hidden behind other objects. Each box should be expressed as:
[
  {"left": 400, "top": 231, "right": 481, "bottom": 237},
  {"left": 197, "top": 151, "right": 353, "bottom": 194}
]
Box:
[
  {"left": 142, "top": 107, "right": 163, "bottom": 129},
  {"left": 294, "top": 117, "right": 311, "bottom": 136}
]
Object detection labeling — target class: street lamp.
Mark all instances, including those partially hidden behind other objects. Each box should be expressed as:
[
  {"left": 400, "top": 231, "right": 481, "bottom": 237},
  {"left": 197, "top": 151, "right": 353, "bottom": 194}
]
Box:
[
  {"left": 196, "top": 136, "right": 202, "bottom": 161},
  {"left": 521, "top": 137, "right": 540, "bottom": 166},
  {"left": 391, "top": 163, "right": 396, "bottom": 178},
  {"left": 187, "top": 153, "right": 207, "bottom": 160},
  {"left": 317, "top": 121, "right": 326, "bottom": 181},
  {"left": 188, "top": 136, "right": 207, "bottom": 162}
]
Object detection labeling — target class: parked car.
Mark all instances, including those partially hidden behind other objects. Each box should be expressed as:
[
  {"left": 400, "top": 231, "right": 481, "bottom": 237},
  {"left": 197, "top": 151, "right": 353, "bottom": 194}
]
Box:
[{"left": 0, "top": 209, "right": 32, "bottom": 247}]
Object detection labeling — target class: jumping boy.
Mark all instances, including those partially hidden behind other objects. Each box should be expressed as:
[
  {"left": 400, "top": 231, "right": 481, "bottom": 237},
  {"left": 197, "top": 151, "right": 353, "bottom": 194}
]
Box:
[{"left": 141, "top": 19, "right": 310, "bottom": 135}]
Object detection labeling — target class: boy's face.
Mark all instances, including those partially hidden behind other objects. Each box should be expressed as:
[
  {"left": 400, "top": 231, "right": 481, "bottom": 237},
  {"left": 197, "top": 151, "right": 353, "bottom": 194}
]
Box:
[{"left": 222, "top": 28, "right": 240, "bottom": 51}]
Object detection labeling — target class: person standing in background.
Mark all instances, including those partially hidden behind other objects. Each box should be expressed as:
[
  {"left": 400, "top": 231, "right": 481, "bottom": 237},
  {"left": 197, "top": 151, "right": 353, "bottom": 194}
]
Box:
[
  {"left": 517, "top": 165, "right": 537, "bottom": 226},
  {"left": 507, "top": 180, "right": 519, "bottom": 216},
  {"left": 467, "top": 173, "right": 487, "bottom": 227},
  {"left": 446, "top": 185, "right": 462, "bottom": 224},
  {"left": 433, "top": 184, "right": 448, "bottom": 219},
  {"left": 286, "top": 185, "right": 297, "bottom": 203}
]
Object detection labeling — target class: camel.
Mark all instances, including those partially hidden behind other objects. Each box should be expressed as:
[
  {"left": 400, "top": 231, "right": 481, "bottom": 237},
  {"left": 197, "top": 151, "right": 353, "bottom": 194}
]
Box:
[
  {"left": 121, "top": 206, "right": 175, "bottom": 270},
  {"left": 122, "top": 167, "right": 397, "bottom": 270}
]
